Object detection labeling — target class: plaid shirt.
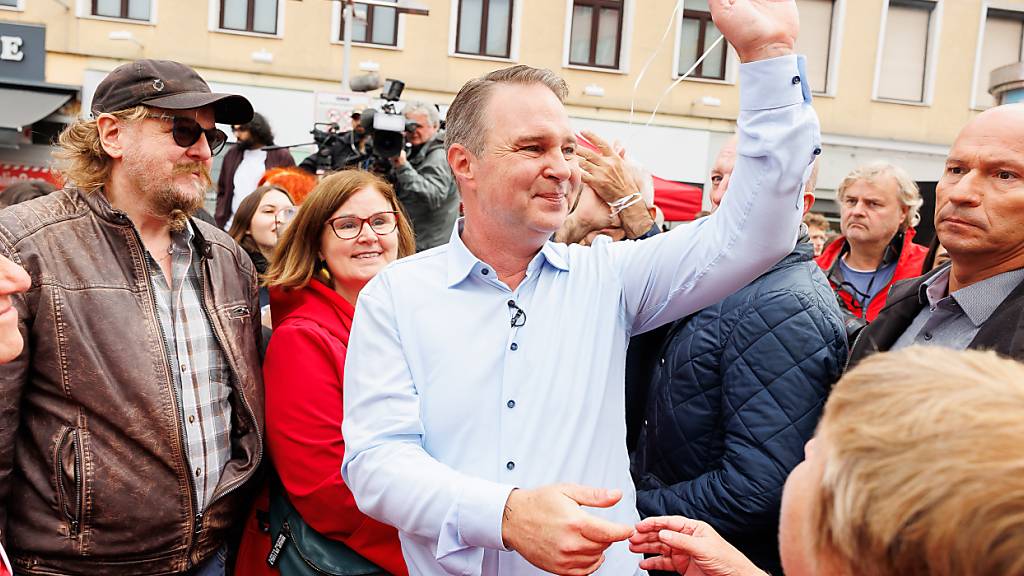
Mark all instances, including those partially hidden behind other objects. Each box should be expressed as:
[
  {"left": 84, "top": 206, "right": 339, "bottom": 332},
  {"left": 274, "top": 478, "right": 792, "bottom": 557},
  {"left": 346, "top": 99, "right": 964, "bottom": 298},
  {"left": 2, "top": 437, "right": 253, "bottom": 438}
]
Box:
[{"left": 148, "top": 224, "right": 233, "bottom": 512}]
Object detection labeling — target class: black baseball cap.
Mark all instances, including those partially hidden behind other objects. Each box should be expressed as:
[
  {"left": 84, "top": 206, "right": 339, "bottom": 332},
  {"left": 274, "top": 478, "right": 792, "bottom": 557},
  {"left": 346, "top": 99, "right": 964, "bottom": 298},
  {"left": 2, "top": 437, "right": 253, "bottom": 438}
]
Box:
[{"left": 91, "top": 59, "right": 254, "bottom": 125}]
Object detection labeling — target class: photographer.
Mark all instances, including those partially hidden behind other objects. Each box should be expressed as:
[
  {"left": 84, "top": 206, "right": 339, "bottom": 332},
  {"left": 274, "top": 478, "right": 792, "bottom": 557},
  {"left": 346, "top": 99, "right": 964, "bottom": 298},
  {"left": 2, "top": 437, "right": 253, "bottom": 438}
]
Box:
[
  {"left": 390, "top": 102, "right": 459, "bottom": 252},
  {"left": 299, "top": 112, "right": 371, "bottom": 175}
]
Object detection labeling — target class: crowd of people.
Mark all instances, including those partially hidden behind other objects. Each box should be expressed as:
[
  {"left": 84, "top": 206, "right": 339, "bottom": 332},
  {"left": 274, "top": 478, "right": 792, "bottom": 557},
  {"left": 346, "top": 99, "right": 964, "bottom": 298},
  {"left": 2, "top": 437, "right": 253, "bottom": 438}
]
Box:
[{"left": 0, "top": 1, "right": 1023, "bottom": 576}]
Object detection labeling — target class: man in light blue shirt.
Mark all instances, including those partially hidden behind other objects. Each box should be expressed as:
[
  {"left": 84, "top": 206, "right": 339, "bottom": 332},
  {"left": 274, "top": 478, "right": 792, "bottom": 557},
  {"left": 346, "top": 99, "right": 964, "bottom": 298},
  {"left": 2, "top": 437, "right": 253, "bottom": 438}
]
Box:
[{"left": 342, "top": 2, "right": 820, "bottom": 574}]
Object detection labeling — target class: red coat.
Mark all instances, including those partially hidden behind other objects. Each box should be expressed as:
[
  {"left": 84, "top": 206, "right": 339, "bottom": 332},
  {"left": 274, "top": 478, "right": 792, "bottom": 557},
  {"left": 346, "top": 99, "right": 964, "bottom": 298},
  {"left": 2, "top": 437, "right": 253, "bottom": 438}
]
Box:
[
  {"left": 815, "top": 227, "right": 928, "bottom": 322},
  {"left": 235, "top": 280, "right": 408, "bottom": 576}
]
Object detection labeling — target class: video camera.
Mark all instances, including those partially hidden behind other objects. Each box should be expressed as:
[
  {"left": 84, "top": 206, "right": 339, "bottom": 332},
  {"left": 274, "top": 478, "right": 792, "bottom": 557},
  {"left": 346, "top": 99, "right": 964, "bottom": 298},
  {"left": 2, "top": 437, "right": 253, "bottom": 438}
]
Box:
[
  {"left": 305, "top": 78, "right": 417, "bottom": 175},
  {"left": 363, "top": 79, "right": 419, "bottom": 159}
]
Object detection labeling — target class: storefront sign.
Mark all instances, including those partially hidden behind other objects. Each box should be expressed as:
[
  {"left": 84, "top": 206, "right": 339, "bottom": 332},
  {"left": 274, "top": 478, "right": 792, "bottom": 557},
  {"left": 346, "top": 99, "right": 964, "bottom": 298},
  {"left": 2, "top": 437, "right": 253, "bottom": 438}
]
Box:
[{"left": 0, "top": 22, "right": 45, "bottom": 82}]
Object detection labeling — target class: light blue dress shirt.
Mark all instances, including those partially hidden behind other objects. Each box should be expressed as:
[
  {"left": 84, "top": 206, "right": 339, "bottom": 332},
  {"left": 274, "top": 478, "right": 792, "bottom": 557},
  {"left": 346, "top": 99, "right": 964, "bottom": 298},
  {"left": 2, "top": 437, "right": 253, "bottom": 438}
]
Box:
[{"left": 342, "top": 55, "right": 820, "bottom": 576}]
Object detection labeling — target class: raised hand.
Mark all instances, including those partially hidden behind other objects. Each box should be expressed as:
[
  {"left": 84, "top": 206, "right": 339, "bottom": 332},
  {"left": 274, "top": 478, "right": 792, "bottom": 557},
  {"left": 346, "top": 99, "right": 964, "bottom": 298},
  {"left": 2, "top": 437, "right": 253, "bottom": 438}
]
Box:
[
  {"left": 576, "top": 130, "right": 638, "bottom": 205},
  {"left": 709, "top": 0, "right": 799, "bottom": 63},
  {"left": 629, "top": 516, "right": 768, "bottom": 576},
  {"left": 501, "top": 483, "right": 635, "bottom": 575}
]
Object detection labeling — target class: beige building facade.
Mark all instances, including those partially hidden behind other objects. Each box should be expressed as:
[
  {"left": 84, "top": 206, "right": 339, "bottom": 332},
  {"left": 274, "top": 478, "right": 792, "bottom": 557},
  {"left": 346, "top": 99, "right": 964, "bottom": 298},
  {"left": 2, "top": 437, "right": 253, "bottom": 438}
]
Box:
[{"left": 2, "top": 0, "right": 1023, "bottom": 216}]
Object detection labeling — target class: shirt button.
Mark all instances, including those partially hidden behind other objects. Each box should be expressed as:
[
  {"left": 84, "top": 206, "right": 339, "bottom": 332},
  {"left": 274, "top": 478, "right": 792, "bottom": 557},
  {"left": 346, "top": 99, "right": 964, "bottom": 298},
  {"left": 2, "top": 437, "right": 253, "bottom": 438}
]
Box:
[
  {"left": 507, "top": 399, "right": 516, "bottom": 409},
  {"left": 510, "top": 343, "right": 518, "bottom": 351},
  {"left": 792, "top": 75, "right": 801, "bottom": 85},
  {"left": 180, "top": 364, "right": 188, "bottom": 373},
  {"left": 482, "top": 268, "right": 490, "bottom": 275},
  {"left": 195, "top": 468, "right": 202, "bottom": 477},
  {"left": 188, "top": 415, "right": 195, "bottom": 424},
  {"left": 660, "top": 357, "right": 665, "bottom": 365},
  {"left": 813, "top": 147, "right": 822, "bottom": 156},
  {"left": 506, "top": 461, "right": 515, "bottom": 471},
  {"left": 923, "top": 332, "right": 933, "bottom": 341}
]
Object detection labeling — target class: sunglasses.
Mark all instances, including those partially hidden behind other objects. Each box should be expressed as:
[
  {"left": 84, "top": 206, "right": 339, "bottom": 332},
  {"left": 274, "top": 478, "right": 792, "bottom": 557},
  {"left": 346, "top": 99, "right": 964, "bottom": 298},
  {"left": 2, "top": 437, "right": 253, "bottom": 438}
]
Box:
[{"left": 146, "top": 114, "right": 228, "bottom": 155}]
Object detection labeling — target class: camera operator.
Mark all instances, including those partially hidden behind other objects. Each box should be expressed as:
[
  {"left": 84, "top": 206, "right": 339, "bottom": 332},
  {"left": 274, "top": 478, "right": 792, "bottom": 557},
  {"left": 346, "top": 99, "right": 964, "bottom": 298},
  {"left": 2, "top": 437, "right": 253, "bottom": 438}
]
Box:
[
  {"left": 298, "top": 112, "right": 371, "bottom": 175},
  {"left": 390, "top": 102, "right": 459, "bottom": 252}
]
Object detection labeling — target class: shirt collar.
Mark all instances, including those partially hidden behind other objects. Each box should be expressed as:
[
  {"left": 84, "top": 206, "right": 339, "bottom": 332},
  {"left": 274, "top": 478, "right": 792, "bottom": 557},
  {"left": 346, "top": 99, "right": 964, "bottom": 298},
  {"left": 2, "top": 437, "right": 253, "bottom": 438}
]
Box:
[
  {"left": 446, "top": 218, "right": 570, "bottom": 288},
  {"left": 919, "top": 264, "right": 1024, "bottom": 327}
]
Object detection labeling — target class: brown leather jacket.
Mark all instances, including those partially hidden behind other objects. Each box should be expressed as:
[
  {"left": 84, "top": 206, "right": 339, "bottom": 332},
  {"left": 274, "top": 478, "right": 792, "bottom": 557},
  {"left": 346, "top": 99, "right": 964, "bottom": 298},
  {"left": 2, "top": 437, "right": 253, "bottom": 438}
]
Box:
[{"left": 0, "top": 188, "right": 265, "bottom": 575}]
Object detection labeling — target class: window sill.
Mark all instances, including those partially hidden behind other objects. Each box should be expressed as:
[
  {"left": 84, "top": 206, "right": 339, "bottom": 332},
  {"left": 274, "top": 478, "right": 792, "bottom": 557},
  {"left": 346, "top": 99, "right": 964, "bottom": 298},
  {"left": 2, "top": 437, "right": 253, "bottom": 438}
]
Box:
[
  {"left": 449, "top": 52, "right": 515, "bottom": 64},
  {"left": 563, "top": 63, "right": 627, "bottom": 75},
  {"left": 812, "top": 91, "right": 836, "bottom": 99},
  {"left": 670, "top": 75, "right": 735, "bottom": 86},
  {"left": 871, "top": 97, "right": 932, "bottom": 108},
  {"left": 330, "top": 40, "right": 403, "bottom": 51},
  {"left": 212, "top": 27, "right": 283, "bottom": 40},
  {"left": 78, "top": 13, "right": 156, "bottom": 25}
]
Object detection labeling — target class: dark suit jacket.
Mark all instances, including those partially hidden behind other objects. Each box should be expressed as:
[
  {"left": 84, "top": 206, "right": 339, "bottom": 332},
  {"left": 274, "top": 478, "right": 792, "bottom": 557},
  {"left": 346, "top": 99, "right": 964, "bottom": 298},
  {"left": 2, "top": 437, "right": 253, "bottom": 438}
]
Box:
[{"left": 847, "top": 265, "right": 1024, "bottom": 368}]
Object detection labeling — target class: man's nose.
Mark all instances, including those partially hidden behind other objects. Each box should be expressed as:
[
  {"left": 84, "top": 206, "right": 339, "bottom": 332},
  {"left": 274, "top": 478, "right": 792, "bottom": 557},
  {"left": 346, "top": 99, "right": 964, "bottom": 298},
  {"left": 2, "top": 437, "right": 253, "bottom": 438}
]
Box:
[
  {"left": 943, "top": 174, "right": 983, "bottom": 207},
  {"left": 544, "top": 149, "right": 573, "bottom": 181}
]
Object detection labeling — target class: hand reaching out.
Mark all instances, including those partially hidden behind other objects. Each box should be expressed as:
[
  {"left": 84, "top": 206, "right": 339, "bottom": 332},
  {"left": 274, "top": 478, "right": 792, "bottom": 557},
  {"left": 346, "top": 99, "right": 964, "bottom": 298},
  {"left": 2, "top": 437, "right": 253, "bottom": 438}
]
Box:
[{"left": 629, "top": 516, "right": 768, "bottom": 576}]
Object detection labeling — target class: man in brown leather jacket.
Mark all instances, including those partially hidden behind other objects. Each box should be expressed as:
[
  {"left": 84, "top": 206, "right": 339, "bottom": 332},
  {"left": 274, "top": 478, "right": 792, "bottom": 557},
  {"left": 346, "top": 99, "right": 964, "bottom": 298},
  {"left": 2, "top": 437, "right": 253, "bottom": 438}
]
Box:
[{"left": 0, "top": 60, "right": 265, "bottom": 576}]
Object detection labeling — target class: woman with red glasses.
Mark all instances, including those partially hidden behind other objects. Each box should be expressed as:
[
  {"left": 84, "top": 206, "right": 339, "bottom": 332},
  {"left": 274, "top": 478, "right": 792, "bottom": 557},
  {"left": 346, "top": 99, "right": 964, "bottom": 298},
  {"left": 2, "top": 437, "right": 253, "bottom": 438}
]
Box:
[{"left": 234, "top": 170, "right": 414, "bottom": 576}]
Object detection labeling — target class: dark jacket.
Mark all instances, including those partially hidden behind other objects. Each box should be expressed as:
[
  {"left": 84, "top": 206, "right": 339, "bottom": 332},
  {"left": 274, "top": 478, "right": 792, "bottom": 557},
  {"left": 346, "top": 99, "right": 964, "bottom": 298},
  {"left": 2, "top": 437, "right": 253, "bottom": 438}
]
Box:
[
  {"left": 0, "top": 188, "right": 265, "bottom": 575},
  {"left": 632, "top": 241, "right": 847, "bottom": 575},
  {"left": 816, "top": 227, "right": 928, "bottom": 322},
  {"left": 216, "top": 144, "right": 295, "bottom": 228},
  {"left": 847, "top": 265, "right": 1024, "bottom": 368},
  {"left": 393, "top": 130, "right": 459, "bottom": 252}
]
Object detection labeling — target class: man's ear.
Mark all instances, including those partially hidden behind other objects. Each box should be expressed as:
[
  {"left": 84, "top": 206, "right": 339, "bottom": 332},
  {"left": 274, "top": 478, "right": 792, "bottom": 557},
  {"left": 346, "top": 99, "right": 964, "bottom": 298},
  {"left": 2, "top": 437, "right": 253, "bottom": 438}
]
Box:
[
  {"left": 447, "top": 143, "right": 475, "bottom": 188},
  {"left": 96, "top": 114, "right": 129, "bottom": 159},
  {"left": 803, "top": 192, "right": 815, "bottom": 216}
]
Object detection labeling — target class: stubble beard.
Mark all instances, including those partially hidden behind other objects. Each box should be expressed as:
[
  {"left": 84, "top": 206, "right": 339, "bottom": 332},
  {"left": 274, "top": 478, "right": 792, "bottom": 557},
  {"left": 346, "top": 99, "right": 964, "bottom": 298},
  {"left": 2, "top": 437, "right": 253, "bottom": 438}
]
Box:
[{"left": 124, "top": 153, "right": 211, "bottom": 232}]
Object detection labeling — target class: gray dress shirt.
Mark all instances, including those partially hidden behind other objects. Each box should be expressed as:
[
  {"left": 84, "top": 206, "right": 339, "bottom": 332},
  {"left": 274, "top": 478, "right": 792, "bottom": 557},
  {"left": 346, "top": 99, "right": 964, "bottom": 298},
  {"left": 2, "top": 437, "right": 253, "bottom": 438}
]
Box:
[{"left": 892, "top": 265, "right": 1024, "bottom": 351}]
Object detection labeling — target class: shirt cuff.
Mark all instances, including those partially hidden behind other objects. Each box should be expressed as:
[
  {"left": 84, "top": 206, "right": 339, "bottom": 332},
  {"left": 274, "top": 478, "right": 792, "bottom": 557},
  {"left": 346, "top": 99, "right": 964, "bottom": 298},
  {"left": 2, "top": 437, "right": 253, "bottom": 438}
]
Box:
[
  {"left": 436, "top": 480, "right": 516, "bottom": 571},
  {"left": 739, "top": 54, "right": 809, "bottom": 111}
]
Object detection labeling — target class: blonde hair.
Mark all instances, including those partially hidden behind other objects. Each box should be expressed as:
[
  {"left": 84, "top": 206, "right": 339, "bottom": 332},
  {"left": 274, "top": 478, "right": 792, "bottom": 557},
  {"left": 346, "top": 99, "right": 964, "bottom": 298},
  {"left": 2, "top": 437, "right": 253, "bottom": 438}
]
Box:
[
  {"left": 812, "top": 347, "right": 1024, "bottom": 576},
  {"left": 54, "top": 106, "right": 149, "bottom": 193},
  {"left": 836, "top": 162, "right": 923, "bottom": 229},
  {"left": 264, "top": 170, "right": 415, "bottom": 290}
]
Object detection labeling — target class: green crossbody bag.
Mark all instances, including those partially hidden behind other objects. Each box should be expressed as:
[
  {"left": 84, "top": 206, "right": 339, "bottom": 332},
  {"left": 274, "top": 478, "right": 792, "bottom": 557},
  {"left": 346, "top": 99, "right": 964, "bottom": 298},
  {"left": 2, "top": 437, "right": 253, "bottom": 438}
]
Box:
[{"left": 266, "top": 477, "right": 390, "bottom": 576}]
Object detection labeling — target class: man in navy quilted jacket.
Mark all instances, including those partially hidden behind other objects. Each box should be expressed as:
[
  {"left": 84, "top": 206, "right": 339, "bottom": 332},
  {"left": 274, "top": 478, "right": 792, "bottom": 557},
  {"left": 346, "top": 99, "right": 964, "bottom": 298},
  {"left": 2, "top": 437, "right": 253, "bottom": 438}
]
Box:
[{"left": 630, "top": 143, "right": 848, "bottom": 575}]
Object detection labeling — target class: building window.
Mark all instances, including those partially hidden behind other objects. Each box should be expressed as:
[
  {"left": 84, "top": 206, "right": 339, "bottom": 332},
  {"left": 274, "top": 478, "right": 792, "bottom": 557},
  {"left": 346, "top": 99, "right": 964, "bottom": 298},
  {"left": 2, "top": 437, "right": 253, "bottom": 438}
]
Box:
[
  {"left": 974, "top": 8, "right": 1024, "bottom": 109},
  {"left": 568, "top": 0, "right": 623, "bottom": 69},
  {"left": 456, "top": 0, "right": 513, "bottom": 58},
  {"left": 794, "top": 0, "right": 836, "bottom": 93},
  {"left": 92, "top": 0, "right": 150, "bottom": 20},
  {"left": 0, "top": 0, "right": 22, "bottom": 8},
  {"left": 876, "top": 0, "right": 938, "bottom": 103},
  {"left": 677, "top": 0, "right": 726, "bottom": 80},
  {"left": 340, "top": 1, "right": 399, "bottom": 47},
  {"left": 220, "top": 0, "right": 278, "bottom": 35}
]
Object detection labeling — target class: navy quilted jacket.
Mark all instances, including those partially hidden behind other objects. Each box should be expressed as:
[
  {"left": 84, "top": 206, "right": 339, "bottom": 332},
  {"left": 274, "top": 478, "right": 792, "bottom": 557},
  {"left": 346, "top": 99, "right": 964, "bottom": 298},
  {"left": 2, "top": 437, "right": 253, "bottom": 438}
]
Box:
[{"left": 631, "top": 240, "right": 847, "bottom": 574}]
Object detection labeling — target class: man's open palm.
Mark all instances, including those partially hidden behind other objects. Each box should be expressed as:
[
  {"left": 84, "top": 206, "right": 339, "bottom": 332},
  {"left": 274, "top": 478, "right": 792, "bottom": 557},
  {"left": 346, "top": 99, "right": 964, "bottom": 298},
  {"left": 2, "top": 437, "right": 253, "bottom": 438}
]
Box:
[{"left": 709, "top": 0, "right": 799, "bottom": 62}]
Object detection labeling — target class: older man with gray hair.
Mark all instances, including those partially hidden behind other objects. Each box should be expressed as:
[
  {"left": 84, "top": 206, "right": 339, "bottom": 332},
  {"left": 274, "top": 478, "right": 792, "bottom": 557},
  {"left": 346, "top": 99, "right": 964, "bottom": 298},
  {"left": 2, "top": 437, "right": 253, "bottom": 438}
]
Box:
[{"left": 390, "top": 100, "right": 460, "bottom": 251}]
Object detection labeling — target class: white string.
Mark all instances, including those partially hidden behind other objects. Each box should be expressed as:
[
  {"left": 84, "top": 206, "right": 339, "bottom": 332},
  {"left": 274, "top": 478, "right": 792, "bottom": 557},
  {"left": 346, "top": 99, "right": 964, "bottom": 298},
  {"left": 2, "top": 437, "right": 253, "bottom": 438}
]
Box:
[
  {"left": 627, "top": 0, "right": 686, "bottom": 128},
  {"left": 643, "top": 33, "right": 726, "bottom": 129}
]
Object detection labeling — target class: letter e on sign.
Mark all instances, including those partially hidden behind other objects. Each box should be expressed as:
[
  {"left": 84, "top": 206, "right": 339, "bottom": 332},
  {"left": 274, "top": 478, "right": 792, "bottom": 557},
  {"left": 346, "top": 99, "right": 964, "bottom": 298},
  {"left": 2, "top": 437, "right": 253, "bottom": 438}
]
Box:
[{"left": 1, "top": 36, "right": 24, "bottom": 62}]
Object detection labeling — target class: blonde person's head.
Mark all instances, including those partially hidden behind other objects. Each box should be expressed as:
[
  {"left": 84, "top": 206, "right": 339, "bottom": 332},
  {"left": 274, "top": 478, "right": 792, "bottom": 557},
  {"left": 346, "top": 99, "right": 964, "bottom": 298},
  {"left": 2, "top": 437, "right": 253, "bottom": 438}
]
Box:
[
  {"left": 836, "top": 162, "right": 922, "bottom": 229},
  {"left": 264, "top": 170, "right": 415, "bottom": 290},
  {"left": 811, "top": 347, "right": 1024, "bottom": 576},
  {"left": 54, "top": 106, "right": 149, "bottom": 193}
]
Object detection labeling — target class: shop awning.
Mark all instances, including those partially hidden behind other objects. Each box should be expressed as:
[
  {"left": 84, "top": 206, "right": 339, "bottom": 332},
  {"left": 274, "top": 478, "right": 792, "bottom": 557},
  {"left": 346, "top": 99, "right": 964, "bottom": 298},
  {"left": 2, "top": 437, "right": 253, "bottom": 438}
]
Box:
[
  {"left": 652, "top": 175, "right": 703, "bottom": 222},
  {"left": 0, "top": 87, "right": 72, "bottom": 131}
]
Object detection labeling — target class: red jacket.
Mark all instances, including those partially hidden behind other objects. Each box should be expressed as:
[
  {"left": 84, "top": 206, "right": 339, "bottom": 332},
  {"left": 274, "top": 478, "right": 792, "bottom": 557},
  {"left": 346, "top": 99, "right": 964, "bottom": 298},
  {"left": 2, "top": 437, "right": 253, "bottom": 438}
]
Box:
[
  {"left": 816, "top": 227, "right": 928, "bottom": 322},
  {"left": 235, "top": 280, "right": 408, "bottom": 576}
]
